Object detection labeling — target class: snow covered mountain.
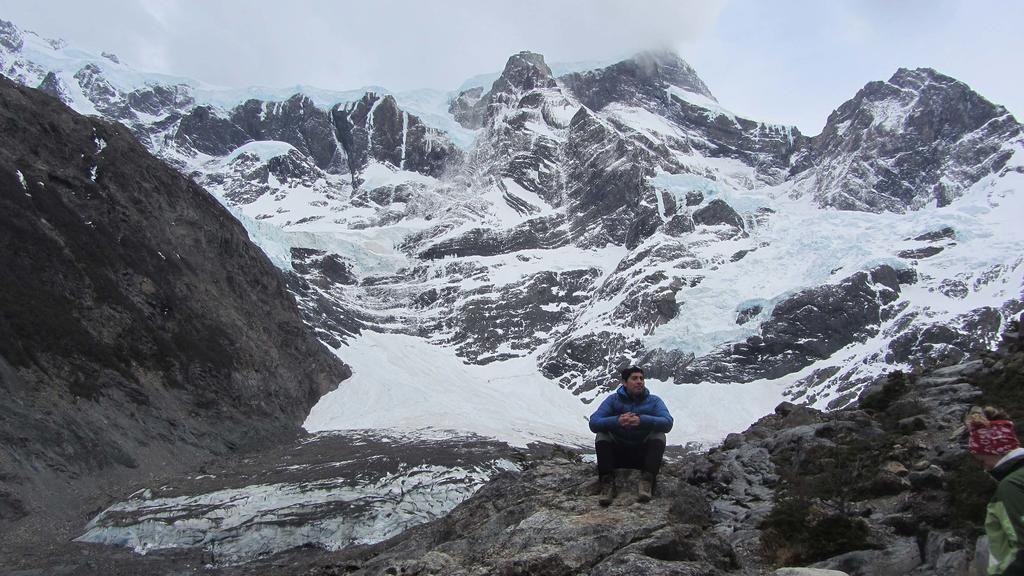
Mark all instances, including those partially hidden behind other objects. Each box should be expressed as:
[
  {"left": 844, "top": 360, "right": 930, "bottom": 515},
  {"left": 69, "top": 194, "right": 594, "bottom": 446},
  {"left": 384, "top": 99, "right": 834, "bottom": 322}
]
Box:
[
  {"left": 4, "top": 15, "right": 1024, "bottom": 569},
  {"left": 2, "top": 17, "right": 1022, "bottom": 450}
]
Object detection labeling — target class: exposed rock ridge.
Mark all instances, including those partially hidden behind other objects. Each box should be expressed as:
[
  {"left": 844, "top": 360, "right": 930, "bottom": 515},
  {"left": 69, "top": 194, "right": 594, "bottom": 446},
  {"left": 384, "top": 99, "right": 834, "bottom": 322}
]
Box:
[
  {"left": 332, "top": 92, "right": 462, "bottom": 180},
  {"left": 0, "top": 75, "right": 350, "bottom": 541},
  {"left": 790, "top": 67, "right": 1022, "bottom": 212},
  {"left": 561, "top": 50, "right": 715, "bottom": 113}
]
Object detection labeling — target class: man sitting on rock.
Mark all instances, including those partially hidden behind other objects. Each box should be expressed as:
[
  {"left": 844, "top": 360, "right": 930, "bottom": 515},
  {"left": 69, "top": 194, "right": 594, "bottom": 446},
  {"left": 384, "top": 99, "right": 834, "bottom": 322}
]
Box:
[{"left": 588, "top": 366, "right": 674, "bottom": 505}]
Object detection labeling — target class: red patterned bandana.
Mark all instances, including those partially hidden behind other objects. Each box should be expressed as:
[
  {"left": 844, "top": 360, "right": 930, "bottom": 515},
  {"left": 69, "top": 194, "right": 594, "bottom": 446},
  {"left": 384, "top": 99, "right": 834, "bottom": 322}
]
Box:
[{"left": 969, "top": 420, "right": 1021, "bottom": 455}]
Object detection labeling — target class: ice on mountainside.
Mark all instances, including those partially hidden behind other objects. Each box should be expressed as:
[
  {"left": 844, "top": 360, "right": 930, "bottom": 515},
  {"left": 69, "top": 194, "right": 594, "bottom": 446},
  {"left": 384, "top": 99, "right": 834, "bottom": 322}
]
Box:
[{"left": 3, "top": 15, "right": 1023, "bottom": 449}]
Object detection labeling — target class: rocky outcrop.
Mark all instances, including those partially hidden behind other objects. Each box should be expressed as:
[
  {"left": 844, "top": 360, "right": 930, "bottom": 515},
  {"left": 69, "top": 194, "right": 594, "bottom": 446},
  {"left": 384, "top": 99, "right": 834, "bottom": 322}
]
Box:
[
  {"left": 0, "top": 76, "right": 349, "bottom": 543},
  {"left": 451, "top": 51, "right": 559, "bottom": 130},
  {"left": 333, "top": 92, "right": 461, "bottom": 179},
  {"left": 693, "top": 199, "right": 745, "bottom": 229},
  {"left": 562, "top": 52, "right": 802, "bottom": 184},
  {"left": 460, "top": 51, "right": 575, "bottom": 210},
  {"left": 230, "top": 93, "right": 344, "bottom": 172},
  {"left": 417, "top": 215, "right": 569, "bottom": 259},
  {"left": 0, "top": 18, "right": 24, "bottom": 52},
  {"left": 562, "top": 50, "right": 715, "bottom": 113},
  {"left": 175, "top": 105, "right": 252, "bottom": 156},
  {"left": 563, "top": 107, "right": 661, "bottom": 248},
  {"left": 790, "top": 68, "right": 1022, "bottom": 212},
  {"left": 448, "top": 85, "right": 485, "bottom": 129},
  {"left": 36, "top": 70, "right": 72, "bottom": 104},
  {"left": 233, "top": 453, "right": 739, "bottom": 576},
  {"left": 678, "top": 266, "right": 907, "bottom": 384},
  {"left": 73, "top": 63, "right": 132, "bottom": 118},
  {"left": 125, "top": 83, "right": 194, "bottom": 116}
]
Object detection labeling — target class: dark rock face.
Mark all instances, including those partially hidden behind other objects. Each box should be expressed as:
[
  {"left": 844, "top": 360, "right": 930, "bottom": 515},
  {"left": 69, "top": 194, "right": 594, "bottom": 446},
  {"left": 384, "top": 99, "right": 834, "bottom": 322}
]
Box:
[
  {"left": 735, "top": 304, "right": 763, "bottom": 325},
  {"left": 563, "top": 107, "right": 660, "bottom": 248},
  {"left": 898, "top": 246, "right": 945, "bottom": 259},
  {"left": 427, "top": 268, "right": 601, "bottom": 364},
  {"left": 458, "top": 51, "right": 573, "bottom": 217},
  {"left": 450, "top": 50, "right": 557, "bottom": 130},
  {"left": 417, "top": 215, "right": 568, "bottom": 259},
  {"left": 36, "top": 71, "right": 71, "bottom": 104},
  {"left": 291, "top": 248, "right": 357, "bottom": 287},
  {"left": 448, "top": 85, "right": 484, "bottom": 129},
  {"left": 562, "top": 50, "right": 715, "bottom": 113},
  {"left": 203, "top": 146, "right": 334, "bottom": 210},
  {"left": 230, "top": 93, "right": 344, "bottom": 172},
  {"left": 0, "top": 19, "right": 24, "bottom": 52},
  {"left": 562, "top": 52, "right": 802, "bottom": 184},
  {"left": 693, "top": 199, "right": 744, "bottom": 229},
  {"left": 542, "top": 331, "right": 646, "bottom": 396},
  {"left": 791, "top": 67, "right": 1022, "bottom": 212},
  {"left": 73, "top": 63, "right": 132, "bottom": 118},
  {"left": 333, "top": 92, "right": 460, "bottom": 178},
  {"left": 913, "top": 226, "right": 956, "bottom": 242},
  {"left": 490, "top": 51, "right": 558, "bottom": 96},
  {"left": 887, "top": 307, "right": 1004, "bottom": 369},
  {"left": 0, "top": 76, "right": 349, "bottom": 535},
  {"left": 452, "top": 51, "right": 559, "bottom": 130},
  {"left": 678, "top": 266, "right": 906, "bottom": 384},
  {"left": 175, "top": 105, "right": 253, "bottom": 156},
  {"left": 126, "top": 83, "right": 194, "bottom": 116},
  {"left": 662, "top": 213, "right": 694, "bottom": 236}
]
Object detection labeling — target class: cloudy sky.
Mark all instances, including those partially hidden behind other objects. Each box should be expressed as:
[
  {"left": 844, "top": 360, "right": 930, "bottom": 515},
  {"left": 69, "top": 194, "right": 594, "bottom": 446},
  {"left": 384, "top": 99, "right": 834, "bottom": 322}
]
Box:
[{"left": 2, "top": 0, "right": 1021, "bottom": 134}]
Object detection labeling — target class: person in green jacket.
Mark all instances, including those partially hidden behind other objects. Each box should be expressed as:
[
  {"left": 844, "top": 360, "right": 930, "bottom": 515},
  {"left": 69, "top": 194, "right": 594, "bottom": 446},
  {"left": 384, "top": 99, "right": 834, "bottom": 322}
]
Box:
[{"left": 968, "top": 406, "right": 1024, "bottom": 576}]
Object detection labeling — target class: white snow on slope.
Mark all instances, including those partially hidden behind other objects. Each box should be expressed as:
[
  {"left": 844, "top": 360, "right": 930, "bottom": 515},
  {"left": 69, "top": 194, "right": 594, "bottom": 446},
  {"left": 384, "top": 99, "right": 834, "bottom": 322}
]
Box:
[
  {"left": 651, "top": 376, "right": 788, "bottom": 446},
  {"left": 646, "top": 157, "right": 1024, "bottom": 358},
  {"left": 303, "top": 330, "right": 791, "bottom": 449},
  {"left": 3, "top": 24, "right": 474, "bottom": 146},
  {"left": 304, "top": 332, "right": 593, "bottom": 448}
]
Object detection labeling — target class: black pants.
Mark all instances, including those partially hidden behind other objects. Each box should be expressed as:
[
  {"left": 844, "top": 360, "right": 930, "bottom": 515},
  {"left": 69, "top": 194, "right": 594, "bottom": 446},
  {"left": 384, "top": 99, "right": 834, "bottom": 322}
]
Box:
[{"left": 595, "top": 432, "right": 666, "bottom": 477}]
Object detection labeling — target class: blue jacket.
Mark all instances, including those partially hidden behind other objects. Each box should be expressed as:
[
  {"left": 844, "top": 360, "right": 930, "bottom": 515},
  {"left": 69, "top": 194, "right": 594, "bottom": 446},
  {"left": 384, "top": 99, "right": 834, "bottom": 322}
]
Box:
[{"left": 589, "top": 385, "right": 673, "bottom": 444}]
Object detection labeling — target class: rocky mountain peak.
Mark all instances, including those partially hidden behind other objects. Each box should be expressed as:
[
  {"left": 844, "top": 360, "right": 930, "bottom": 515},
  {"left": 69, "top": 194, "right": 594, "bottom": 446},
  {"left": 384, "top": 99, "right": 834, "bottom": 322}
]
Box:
[
  {"left": 449, "top": 51, "right": 566, "bottom": 129},
  {"left": 889, "top": 66, "right": 958, "bottom": 91},
  {"left": 0, "top": 19, "right": 23, "bottom": 52},
  {"left": 490, "top": 50, "right": 557, "bottom": 95},
  {"left": 627, "top": 49, "right": 715, "bottom": 100},
  {"left": 824, "top": 66, "right": 1010, "bottom": 139},
  {"left": 791, "top": 66, "right": 1022, "bottom": 212},
  {"left": 560, "top": 50, "right": 714, "bottom": 113}
]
